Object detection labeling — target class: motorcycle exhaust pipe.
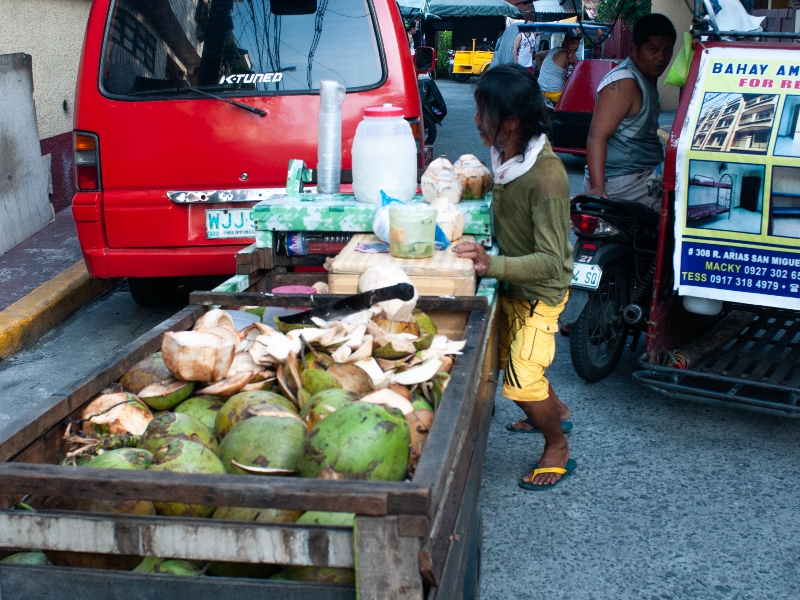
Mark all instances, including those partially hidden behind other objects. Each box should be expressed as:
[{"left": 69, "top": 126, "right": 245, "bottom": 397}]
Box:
[{"left": 623, "top": 304, "right": 649, "bottom": 329}]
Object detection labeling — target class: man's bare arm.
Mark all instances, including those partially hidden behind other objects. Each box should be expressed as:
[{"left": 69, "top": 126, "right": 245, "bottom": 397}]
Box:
[
  {"left": 535, "top": 50, "right": 547, "bottom": 70},
  {"left": 512, "top": 34, "right": 522, "bottom": 63},
  {"left": 585, "top": 79, "right": 639, "bottom": 197}
]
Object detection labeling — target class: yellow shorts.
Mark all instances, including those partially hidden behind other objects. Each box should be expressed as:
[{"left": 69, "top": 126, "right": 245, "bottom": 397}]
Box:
[
  {"left": 499, "top": 294, "right": 568, "bottom": 402},
  {"left": 543, "top": 90, "right": 563, "bottom": 103}
]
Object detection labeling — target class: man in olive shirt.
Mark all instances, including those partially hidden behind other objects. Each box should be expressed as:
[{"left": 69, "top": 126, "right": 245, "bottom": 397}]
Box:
[{"left": 453, "top": 65, "right": 575, "bottom": 489}]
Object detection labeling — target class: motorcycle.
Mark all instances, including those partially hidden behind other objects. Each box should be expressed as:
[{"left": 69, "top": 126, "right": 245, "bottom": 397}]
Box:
[
  {"left": 417, "top": 75, "right": 447, "bottom": 145},
  {"left": 560, "top": 195, "right": 660, "bottom": 382}
]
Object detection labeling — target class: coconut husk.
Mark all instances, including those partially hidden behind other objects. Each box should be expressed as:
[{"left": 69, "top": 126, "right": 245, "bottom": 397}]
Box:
[
  {"left": 406, "top": 409, "right": 434, "bottom": 476},
  {"left": 202, "top": 325, "right": 241, "bottom": 346},
  {"left": 276, "top": 364, "right": 299, "bottom": 407},
  {"left": 194, "top": 309, "right": 236, "bottom": 333},
  {"left": 373, "top": 318, "right": 420, "bottom": 337},
  {"left": 197, "top": 371, "right": 254, "bottom": 396},
  {"left": 327, "top": 363, "right": 373, "bottom": 395},
  {"left": 360, "top": 389, "right": 414, "bottom": 415},
  {"left": 286, "top": 352, "right": 303, "bottom": 391},
  {"left": 81, "top": 393, "right": 153, "bottom": 436},
  {"left": 354, "top": 358, "right": 387, "bottom": 387},
  {"left": 331, "top": 345, "right": 352, "bottom": 363},
  {"left": 392, "top": 358, "right": 443, "bottom": 386},
  {"left": 439, "top": 356, "right": 454, "bottom": 373},
  {"left": 226, "top": 353, "right": 265, "bottom": 379},
  {"left": 388, "top": 383, "right": 412, "bottom": 401}
]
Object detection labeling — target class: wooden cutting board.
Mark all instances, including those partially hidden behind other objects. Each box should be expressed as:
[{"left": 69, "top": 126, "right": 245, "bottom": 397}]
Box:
[{"left": 328, "top": 234, "right": 477, "bottom": 296}]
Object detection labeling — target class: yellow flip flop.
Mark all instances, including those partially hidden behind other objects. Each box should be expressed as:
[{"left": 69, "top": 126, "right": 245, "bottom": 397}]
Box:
[{"left": 518, "top": 458, "right": 577, "bottom": 491}]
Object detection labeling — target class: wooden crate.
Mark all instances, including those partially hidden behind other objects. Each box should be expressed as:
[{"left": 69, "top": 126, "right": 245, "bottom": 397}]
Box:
[
  {"left": 328, "top": 234, "right": 477, "bottom": 297},
  {"left": 0, "top": 291, "right": 498, "bottom": 600}
]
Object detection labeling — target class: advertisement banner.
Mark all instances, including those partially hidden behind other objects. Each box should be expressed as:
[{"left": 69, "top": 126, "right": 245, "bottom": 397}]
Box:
[{"left": 674, "top": 47, "right": 800, "bottom": 310}]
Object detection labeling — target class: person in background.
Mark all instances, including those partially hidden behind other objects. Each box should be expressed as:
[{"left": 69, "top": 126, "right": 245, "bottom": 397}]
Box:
[
  {"left": 535, "top": 31, "right": 580, "bottom": 105},
  {"left": 452, "top": 64, "right": 576, "bottom": 490},
  {"left": 407, "top": 21, "right": 417, "bottom": 56},
  {"left": 584, "top": 14, "right": 676, "bottom": 210},
  {"left": 512, "top": 14, "right": 536, "bottom": 73}
]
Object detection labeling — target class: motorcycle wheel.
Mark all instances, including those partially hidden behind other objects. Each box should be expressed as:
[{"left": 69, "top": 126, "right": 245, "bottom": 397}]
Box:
[
  {"left": 448, "top": 68, "right": 470, "bottom": 82},
  {"left": 423, "top": 113, "right": 437, "bottom": 145},
  {"left": 569, "top": 263, "right": 629, "bottom": 382}
]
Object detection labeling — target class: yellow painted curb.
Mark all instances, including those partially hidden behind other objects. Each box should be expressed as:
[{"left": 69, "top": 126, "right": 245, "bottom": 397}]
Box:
[{"left": 0, "top": 261, "right": 119, "bottom": 359}]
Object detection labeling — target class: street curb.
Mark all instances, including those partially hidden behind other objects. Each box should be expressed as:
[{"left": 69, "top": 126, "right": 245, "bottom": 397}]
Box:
[{"left": 0, "top": 261, "right": 119, "bottom": 359}]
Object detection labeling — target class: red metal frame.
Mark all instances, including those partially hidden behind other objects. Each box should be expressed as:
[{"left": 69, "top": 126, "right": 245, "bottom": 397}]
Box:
[{"left": 73, "top": 0, "right": 422, "bottom": 279}]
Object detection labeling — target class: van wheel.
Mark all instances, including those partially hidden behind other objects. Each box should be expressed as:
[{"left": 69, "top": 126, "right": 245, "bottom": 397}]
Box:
[
  {"left": 128, "top": 277, "right": 178, "bottom": 307},
  {"left": 423, "top": 113, "right": 437, "bottom": 145}
]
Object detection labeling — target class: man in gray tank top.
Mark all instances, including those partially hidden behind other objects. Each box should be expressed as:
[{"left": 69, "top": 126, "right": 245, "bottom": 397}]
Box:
[{"left": 584, "top": 14, "right": 676, "bottom": 211}]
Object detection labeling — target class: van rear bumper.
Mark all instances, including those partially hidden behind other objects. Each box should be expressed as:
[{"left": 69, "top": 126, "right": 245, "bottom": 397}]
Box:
[{"left": 81, "top": 245, "right": 248, "bottom": 279}]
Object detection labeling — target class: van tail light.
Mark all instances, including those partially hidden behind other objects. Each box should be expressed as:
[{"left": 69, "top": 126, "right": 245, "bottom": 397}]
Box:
[
  {"left": 75, "top": 131, "right": 102, "bottom": 191},
  {"left": 570, "top": 213, "right": 619, "bottom": 236},
  {"left": 406, "top": 117, "right": 425, "bottom": 169}
]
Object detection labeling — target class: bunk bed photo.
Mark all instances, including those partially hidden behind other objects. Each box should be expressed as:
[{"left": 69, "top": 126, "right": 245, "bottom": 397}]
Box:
[{"left": 686, "top": 174, "right": 733, "bottom": 222}]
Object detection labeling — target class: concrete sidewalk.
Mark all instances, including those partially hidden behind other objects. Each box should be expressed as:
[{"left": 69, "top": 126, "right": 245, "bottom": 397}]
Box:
[{"left": 0, "top": 209, "right": 118, "bottom": 358}]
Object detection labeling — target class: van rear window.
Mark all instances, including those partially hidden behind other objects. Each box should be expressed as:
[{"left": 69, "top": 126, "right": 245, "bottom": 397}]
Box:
[{"left": 101, "top": 0, "right": 383, "bottom": 97}]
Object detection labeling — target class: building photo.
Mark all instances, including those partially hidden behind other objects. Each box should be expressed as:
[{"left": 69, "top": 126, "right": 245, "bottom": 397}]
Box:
[
  {"left": 691, "top": 92, "right": 777, "bottom": 155},
  {"left": 769, "top": 165, "right": 800, "bottom": 239},
  {"left": 685, "top": 159, "right": 765, "bottom": 235},
  {"left": 773, "top": 95, "right": 800, "bottom": 158}
]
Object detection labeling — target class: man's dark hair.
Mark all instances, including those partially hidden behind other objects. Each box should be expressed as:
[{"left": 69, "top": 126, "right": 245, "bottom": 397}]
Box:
[
  {"left": 474, "top": 64, "right": 548, "bottom": 157},
  {"left": 632, "top": 13, "right": 677, "bottom": 47}
]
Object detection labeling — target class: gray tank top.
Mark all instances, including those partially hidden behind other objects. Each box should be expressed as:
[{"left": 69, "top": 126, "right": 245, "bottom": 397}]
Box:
[
  {"left": 597, "top": 58, "right": 663, "bottom": 178},
  {"left": 538, "top": 49, "right": 566, "bottom": 93}
]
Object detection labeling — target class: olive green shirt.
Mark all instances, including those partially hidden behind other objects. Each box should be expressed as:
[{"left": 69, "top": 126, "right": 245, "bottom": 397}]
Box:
[{"left": 485, "top": 140, "right": 573, "bottom": 306}]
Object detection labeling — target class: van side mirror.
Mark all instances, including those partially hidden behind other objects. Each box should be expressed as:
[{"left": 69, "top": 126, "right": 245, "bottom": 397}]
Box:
[
  {"left": 271, "top": 0, "right": 316, "bottom": 15},
  {"left": 415, "top": 46, "right": 436, "bottom": 75}
]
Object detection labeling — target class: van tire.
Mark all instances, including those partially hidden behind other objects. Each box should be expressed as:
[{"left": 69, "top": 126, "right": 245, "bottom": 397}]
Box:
[{"left": 128, "top": 277, "right": 179, "bottom": 307}]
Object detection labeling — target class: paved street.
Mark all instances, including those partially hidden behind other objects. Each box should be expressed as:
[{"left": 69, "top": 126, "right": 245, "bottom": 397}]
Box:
[{"left": 0, "top": 77, "right": 798, "bottom": 597}]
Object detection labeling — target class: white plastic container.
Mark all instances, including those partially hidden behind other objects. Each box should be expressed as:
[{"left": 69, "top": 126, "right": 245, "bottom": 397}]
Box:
[{"left": 351, "top": 104, "right": 417, "bottom": 205}]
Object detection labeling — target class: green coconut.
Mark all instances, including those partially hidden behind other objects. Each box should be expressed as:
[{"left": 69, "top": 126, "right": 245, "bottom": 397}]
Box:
[
  {"left": 139, "top": 412, "right": 218, "bottom": 454},
  {"left": 132, "top": 556, "right": 165, "bottom": 573},
  {"left": 215, "top": 391, "right": 298, "bottom": 440},
  {"left": 299, "top": 388, "right": 358, "bottom": 419},
  {"left": 298, "top": 402, "right": 410, "bottom": 481},
  {"left": 1, "top": 552, "right": 50, "bottom": 565},
  {"left": 282, "top": 566, "right": 355, "bottom": 584},
  {"left": 138, "top": 379, "right": 195, "bottom": 411},
  {"left": 158, "top": 560, "right": 203, "bottom": 576},
  {"left": 373, "top": 343, "right": 415, "bottom": 361},
  {"left": 174, "top": 395, "right": 225, "bottom": 432},
  {"left": 411, "top": 395, "right": 434, "bottom": 412},
  {"left": 119, "top": 353, "right": 172, "bottom": 395},
  {"left": 300, "top": 368, "right": 342, "bottom": 396},
  {"left": 148, "top": 439, "right": 226, "bottom": 518},
  {"left": 296, "top": 511, "right": 355, "bottom": 527},
  {"left": 218, "top": 416, "right": 305, "bottom": 475},
  {"left": 79, "top": 447, "right": 154, "bottom": 470}
]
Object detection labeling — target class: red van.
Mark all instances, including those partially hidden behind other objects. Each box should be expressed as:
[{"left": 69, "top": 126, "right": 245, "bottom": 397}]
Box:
[{"left": 73, "top": 0, "right": 423, "bottom": 305}]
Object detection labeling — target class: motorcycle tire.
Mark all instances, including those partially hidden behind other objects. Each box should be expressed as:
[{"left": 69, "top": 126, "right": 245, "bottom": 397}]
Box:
[
  {"left": 569, "top": 262, "right": 630, "bottom": 382},
  {"left": 448, "top": 68, "right": 470, "bottom": 83},
  {"left": 423, "top": 113, "right": 437, "bottom": 145}
]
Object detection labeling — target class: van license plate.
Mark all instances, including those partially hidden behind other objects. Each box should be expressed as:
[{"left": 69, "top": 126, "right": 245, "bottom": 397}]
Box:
[
  {"left": 572, "top": 263, "right": 602, "bottom": 290},
  {"left": 206, "top": 209, "right": 255, "bottom": 239}
]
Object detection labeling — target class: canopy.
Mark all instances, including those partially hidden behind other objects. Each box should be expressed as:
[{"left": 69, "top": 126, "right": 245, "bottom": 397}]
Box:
[{"left": 397, "top": 0, "right": 522, "bottom": 17}]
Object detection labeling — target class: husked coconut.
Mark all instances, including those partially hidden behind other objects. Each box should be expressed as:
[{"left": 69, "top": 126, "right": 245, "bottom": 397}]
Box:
[
  {"left": 453, "top": 154, "right": 493, "bottom": 200},
  {"left": 201, "top": 326, "right": 240, "bottom": 346},
  {"left": 162, "top": 331, "right": 235, "bottom": 382},
  {"left": 194, "top": 309, "right": 236, "bottom": 333},
  {"left": 357, "top": 264, "right": 418, "bottom": 321},
  {"left": 431, "top": 196, "right": 466, "bottom": 242},
  {"left": 226, "top": 352, "right": 265, "bottom": 379},
  {"left": 196, "top": 371, "right": 254, "bottom": 396},
  {"left": 420, "top": 157, "right": 463, "bottom": 204}
]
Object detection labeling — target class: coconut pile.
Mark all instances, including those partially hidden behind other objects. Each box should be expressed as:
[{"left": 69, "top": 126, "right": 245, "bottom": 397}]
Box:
[{"left": 32, "top": 265, "right": 464, "bottom": 581}]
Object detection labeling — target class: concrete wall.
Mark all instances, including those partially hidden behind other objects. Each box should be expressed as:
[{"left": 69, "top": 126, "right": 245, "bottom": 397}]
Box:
[
  {"left": 0, "top": 0, "right": 92, "bottom": 140},
  {"left": 652, "top": 0, "right": 694, "bottom": 111}
]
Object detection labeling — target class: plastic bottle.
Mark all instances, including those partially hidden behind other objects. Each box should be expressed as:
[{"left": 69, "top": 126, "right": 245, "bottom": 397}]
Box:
[
  {"left": 317, "top": 80, "right": 346, "bottom": 194},
  {"left": 351, "top": 104, "right": 417, "bottom": 205},
  {"left": 277, "top": 232, "right": 353, "bottom": 256}
]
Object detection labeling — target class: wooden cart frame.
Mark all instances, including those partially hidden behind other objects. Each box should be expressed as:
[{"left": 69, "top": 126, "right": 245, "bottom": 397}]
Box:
[{"left": 0, "top": 290, "right": 498, "bottom": 600}]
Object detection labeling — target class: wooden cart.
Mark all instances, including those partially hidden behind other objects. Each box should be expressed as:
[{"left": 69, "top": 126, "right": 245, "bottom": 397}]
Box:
[{"left": 0, "top": 287, "right": 498, "bottom": 599}]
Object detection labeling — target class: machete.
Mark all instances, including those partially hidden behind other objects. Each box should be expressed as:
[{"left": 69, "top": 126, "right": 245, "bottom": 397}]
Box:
[{"left": 277, "top": 283, "right": 415, "bottom": 325}]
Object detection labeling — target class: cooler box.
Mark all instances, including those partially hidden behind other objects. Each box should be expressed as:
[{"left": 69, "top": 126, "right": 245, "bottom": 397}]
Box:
[{"left": 328, "top": 234, "right": 477, "bottom": 296}]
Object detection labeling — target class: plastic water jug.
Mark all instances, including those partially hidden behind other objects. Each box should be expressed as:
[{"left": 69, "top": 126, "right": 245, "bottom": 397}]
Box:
[{"left": 351, "top": 104, "right": 417, "bottom": 205}]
